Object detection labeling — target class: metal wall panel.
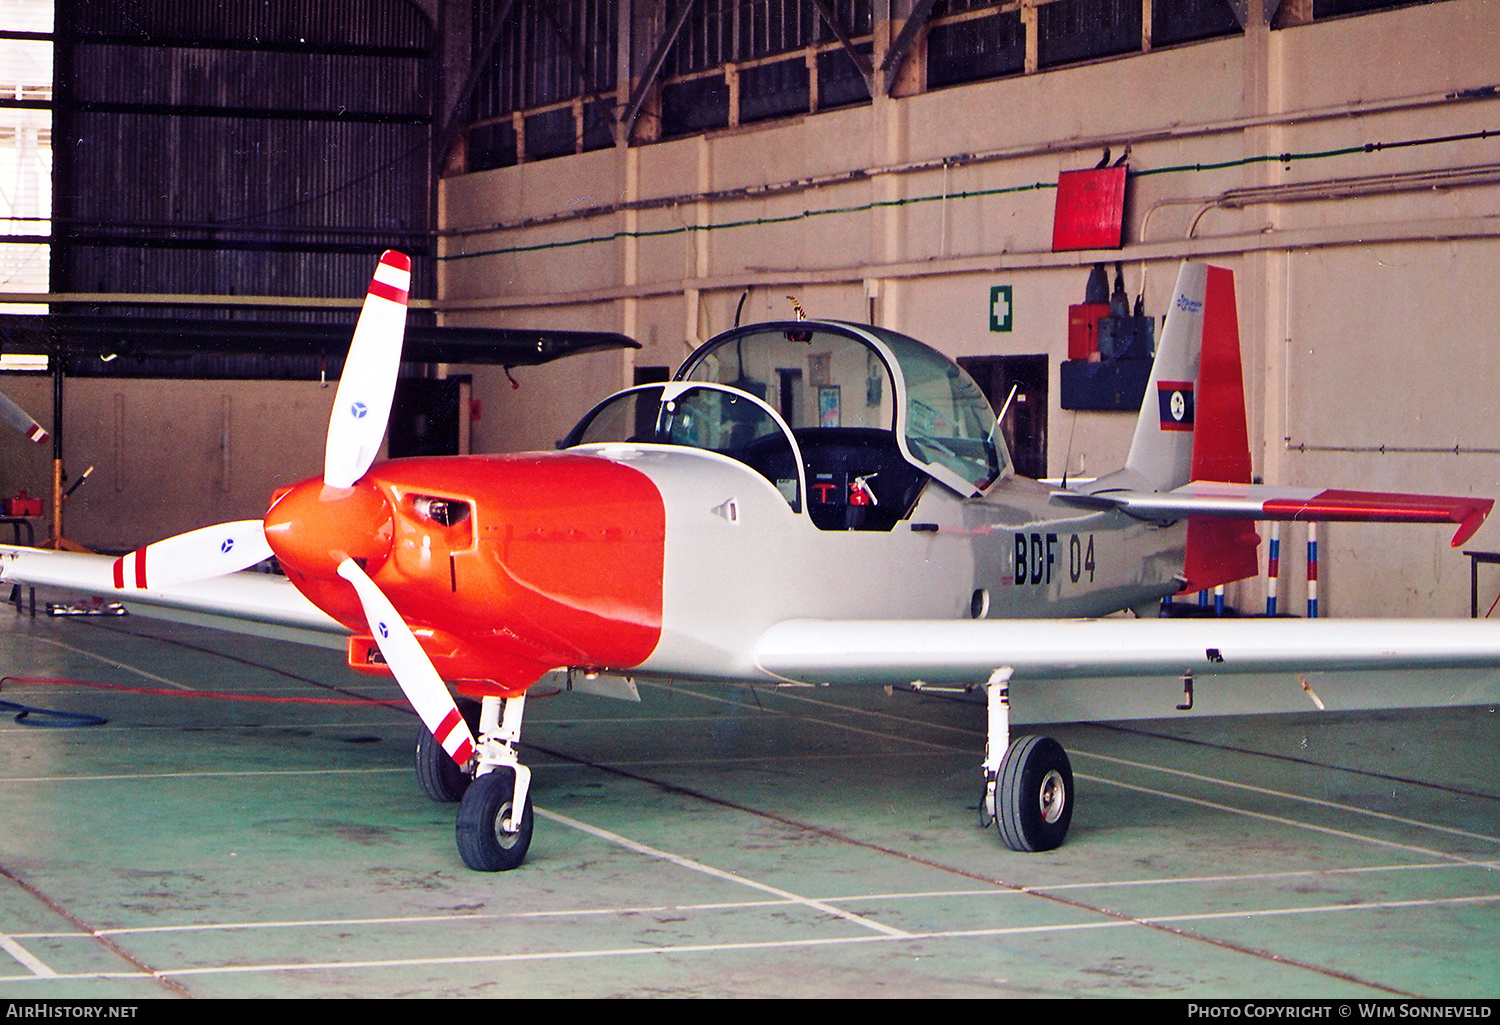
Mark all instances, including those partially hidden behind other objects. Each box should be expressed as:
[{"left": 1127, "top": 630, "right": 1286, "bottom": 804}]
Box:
[{"left": 52, "top": 0, "right": 436, "bottom": 322}]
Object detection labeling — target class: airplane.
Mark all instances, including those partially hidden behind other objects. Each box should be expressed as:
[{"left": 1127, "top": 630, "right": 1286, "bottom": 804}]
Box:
[{"left": 3, "top": 250, "right": 1499, "bottom": 872}]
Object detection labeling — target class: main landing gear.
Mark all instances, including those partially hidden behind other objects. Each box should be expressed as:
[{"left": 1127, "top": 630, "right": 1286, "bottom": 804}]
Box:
[
  {"left": 417, "top": 672, "right": 1073, "bottom": 868},
  {"left": 976, "top": 669, "right": 1074, "bottom": 852},
  {"left": 416, "top": 692, "right": 535, "bottom": 871}
]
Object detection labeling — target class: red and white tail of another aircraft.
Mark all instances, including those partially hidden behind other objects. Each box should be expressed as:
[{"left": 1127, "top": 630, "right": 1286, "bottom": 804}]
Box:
[{"left": 2, "top": 254, "right": 1495, "bottom": 869}]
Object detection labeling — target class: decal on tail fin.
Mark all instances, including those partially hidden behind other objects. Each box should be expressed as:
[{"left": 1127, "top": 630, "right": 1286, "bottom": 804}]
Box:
[{"left": 1123, "top": 263, "right": 1205, "bottom": 491}]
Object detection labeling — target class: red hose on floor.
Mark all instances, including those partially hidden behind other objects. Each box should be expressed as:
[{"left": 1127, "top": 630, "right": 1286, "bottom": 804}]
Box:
[{"left": 0, "top": 675, "right": 407, "bottom": 709}]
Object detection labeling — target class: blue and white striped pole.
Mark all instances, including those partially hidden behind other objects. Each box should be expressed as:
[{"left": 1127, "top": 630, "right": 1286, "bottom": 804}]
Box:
[
  {"left": 1266, "top": 523, "right": 1281, "bottom": 616},
  {"left": 1307, "top": 522, "right": 1319, "bottom": 619}
]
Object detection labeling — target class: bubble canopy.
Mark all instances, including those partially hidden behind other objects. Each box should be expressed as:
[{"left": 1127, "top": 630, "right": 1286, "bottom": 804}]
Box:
[{"left": 565, "top": 322, "right": 1007, "bottom": 522}]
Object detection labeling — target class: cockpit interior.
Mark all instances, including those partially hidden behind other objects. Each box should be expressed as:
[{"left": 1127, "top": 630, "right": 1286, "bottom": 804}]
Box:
[{"left": 564, "top": 322, "right": 1009, "bottom": 531}]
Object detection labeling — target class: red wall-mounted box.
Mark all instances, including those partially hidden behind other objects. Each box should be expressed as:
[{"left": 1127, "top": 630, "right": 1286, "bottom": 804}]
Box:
[
  {"left": 1067, "top": 302, "right": 1112, "bottom": 360},
  {"left": 1052, "top": 166, "right": 1127, "bottom": 252}
]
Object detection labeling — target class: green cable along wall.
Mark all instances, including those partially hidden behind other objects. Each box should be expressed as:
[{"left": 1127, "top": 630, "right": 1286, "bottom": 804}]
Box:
[{"left": 438, "top": 127, "right": 1497, "bottom": 262}]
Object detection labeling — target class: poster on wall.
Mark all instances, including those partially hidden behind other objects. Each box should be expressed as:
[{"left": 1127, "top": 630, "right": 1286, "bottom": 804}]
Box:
[{"left": 818, "top": 386, "right": 841, "bottom": 428}]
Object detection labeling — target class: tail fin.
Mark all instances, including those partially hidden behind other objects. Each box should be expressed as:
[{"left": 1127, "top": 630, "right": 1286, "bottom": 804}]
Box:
[
  {"left": 1124, "top": 262, "right": 1258, "bottom": 593},
  {"left": 1094, "top": 262, "right": 1490, "bottom": 596},
  {"left": 1124, "top": 262, "right": 1251, "bottom": 490}
]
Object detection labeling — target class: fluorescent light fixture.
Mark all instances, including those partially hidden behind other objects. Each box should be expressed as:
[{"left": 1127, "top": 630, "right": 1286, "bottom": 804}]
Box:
[{"left": 0, "top": 353, "right": 49, "bottom": 372}]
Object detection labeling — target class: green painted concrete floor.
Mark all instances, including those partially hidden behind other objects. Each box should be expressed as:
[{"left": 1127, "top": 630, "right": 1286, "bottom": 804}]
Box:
[{"left": 0, "top": 600, "right": 1496, "bottom": 999}]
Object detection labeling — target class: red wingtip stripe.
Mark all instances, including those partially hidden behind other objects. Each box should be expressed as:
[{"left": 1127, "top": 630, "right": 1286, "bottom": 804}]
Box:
[
  {"left": 1262, "top": 491, "right": 1496, "bottom": 548},
  {"left": 26, "top": 425, "right": 47, "bottom": 444},
  {"left": 112, "top": 556, "right": 124, "bottom": 590}
]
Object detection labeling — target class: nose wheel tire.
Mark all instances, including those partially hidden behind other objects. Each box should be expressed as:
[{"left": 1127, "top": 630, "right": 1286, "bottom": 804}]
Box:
[
  {"left": 456, "top": 767, "right": 534, "bottom": 871},
  {"left": 995, "top": 735, "right": 1073, "bottom": 853},
  {"left": 415, "top": 697, "right": 481, "bottom": 803}
]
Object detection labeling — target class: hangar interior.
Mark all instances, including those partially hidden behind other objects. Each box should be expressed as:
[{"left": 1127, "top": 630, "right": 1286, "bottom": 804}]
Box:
[
  {"left": 0, "top": 0, "right": 1498, "bottom": 1000},
  {"left": 0, "top": 0, "right": 1495, "bottom": 614}
]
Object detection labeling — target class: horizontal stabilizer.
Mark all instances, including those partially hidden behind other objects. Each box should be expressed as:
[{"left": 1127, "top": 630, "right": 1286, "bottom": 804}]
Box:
[{"left": 1079, "top": 483, "right": 1493, "bottom": 547}]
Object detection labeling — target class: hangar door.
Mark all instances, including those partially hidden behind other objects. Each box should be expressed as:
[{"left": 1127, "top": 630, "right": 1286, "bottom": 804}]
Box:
[
  {"left": 958, "top": 355, "right": 1048, "bottom": 481},
  {"left": 50, "top": 0, "right": 436, "bottom": 317}
]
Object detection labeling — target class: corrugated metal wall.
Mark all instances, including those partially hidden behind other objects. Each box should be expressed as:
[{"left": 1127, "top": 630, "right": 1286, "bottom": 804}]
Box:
[{"left": 52, "top": 0, "right": 435, "bottom": 322}]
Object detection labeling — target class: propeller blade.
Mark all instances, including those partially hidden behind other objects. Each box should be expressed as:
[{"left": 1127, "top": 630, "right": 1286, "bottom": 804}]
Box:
[
  {"left": 0, "top": 390, "right": 48, "bottom": 444},
  {"left": 113, "top": 520, "right": 273, "bottom": 591},
  {"left": 336, "top": 557, "right": 476, "bottom": 766},
  {"left": 324, "top": 250, "right": 411, "bottom": 490}
]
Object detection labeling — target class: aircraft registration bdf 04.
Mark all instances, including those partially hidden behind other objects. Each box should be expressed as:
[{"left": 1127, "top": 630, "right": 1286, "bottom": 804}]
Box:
[{"left": 4, "top": 252, "right": 1498, "bottom": 871}]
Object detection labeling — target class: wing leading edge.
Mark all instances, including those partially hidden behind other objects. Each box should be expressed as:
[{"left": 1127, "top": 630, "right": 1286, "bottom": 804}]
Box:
[{"left": 754, "top": 616, "right": 1500, "bottom": 687}]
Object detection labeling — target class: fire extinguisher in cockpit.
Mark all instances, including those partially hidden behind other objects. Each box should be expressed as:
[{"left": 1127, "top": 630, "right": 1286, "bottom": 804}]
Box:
[{"left": 847, "top": 473, "right": 878, "bottom": 530}]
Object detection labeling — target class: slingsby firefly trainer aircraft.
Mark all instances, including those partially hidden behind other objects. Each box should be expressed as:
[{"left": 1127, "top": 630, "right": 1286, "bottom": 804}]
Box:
[{"left": 4, "top": 251, "right": 1499, "bottom": 871}]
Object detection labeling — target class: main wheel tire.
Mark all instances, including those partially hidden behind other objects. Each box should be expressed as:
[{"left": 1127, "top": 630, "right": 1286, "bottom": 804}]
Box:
[
  {"left": 995, "top": 735, "right": 1073, "bottom": 853},
  {"left": 415, "top": 697, "right": 480, "bottom": 803},
  {"left": 455, "top": 767, "right": 534, "bottom": 872}
]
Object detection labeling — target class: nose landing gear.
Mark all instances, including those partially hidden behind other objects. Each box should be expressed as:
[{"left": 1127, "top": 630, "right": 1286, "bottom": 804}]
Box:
[{"left": 453, "top": 693, "right": 535, "bottom": 871}]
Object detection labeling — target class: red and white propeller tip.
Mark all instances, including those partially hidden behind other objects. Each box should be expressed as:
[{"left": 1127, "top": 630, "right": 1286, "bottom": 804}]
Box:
[
  {"left": 336, "top": 557, "right": 475, "bottom": 765},
  {"left": 112, "top": 520, "right": 273, "bottom": 591}
]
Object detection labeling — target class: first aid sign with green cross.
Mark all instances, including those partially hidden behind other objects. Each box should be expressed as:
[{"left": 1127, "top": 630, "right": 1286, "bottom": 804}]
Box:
[{"left": 989, "top": 285, "right": 1012, "bottom": 332}]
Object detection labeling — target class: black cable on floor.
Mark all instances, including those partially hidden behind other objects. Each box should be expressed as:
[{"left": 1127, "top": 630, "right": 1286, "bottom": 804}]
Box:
[{"left": 0, "top": 698, "right": 108, "bottom": 727}]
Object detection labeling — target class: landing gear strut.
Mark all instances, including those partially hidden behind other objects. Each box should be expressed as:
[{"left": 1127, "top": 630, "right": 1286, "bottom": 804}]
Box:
[
  {"left": 455, "top": 693, "right": 534, "bottom": 871},
  {"left": 979, "top": 668, "right": 1074, "bottom": 852}
]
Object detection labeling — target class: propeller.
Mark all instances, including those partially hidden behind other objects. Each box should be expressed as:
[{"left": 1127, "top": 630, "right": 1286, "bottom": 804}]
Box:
[
  {"left": 112, "top": 519, "right": 273, "bottom": 591},
  {"left": 111, "top": 250, "right": 412, "bottom": 586},
  {"left": 324, "top": 251, "right": 410, "bottom": 490},
  {"left": 337, "top": 557, "right": 475, "bottom": 764},
  {"left": 104, "top": 251, "right": 478, "bottom": 767}
]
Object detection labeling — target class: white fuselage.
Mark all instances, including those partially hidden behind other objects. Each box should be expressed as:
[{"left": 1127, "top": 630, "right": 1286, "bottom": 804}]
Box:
[{"left": 600, "top": 445, "right": 1186, "bottom": 684}]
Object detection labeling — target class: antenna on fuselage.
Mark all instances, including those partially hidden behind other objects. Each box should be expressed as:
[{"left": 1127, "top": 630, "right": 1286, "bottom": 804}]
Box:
[{"left": 996, "top": 383, "right": 1020, "bottom": 424}]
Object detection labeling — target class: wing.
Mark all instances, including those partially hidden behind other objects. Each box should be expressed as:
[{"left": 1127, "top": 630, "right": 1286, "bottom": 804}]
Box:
[
  {"left": 754, "top": 617, "right": 1500, "bottom": 719},
  {"left": 0, "top": 545, "right": 347, "bottom": 649},
  {"left": 1070, "top": 482, "right": 1493, "bottom": 547}
]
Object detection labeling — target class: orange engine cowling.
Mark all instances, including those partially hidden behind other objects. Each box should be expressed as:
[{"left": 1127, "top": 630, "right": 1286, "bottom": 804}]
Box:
[{"left": 271, "top": 452, "right": 667, "bottom": 699}]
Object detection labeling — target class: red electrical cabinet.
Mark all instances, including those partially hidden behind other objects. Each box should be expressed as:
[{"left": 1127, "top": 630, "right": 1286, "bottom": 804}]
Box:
[{"left": 1052, "top": 166, "right": 1127, "bottom": 252}]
